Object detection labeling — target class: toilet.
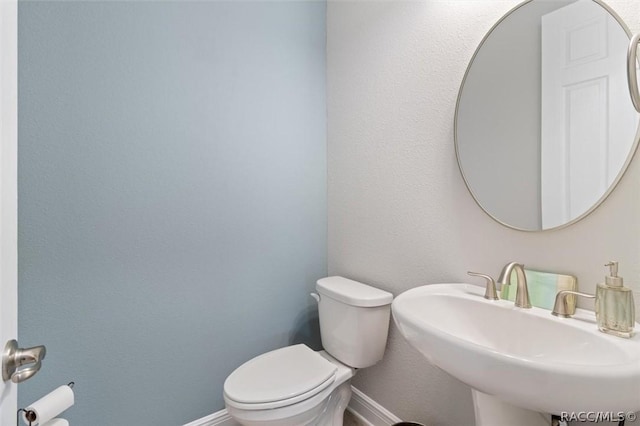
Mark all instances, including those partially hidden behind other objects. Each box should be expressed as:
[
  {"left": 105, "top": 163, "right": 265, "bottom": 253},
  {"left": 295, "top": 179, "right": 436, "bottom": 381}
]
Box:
[{"left": 223, "top": 276, "right": 393, "bottom": 426}]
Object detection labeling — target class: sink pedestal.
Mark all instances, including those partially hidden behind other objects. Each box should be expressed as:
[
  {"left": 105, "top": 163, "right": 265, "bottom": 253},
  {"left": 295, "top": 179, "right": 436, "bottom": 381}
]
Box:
[{"left": 472, "top": 390, "right": 551, "bottom": 426}]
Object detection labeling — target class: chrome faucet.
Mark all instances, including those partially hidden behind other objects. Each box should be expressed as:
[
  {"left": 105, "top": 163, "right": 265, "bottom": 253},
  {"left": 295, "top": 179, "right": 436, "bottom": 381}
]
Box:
[
  {"left": 551, "top": 290, "right": 595, "bottom": 318},
  {"left": 497, "top": 262, "right": 531, "bottom": 308},
  {"left": 467, "top": 271, "right": 499, "bottom": 300}
]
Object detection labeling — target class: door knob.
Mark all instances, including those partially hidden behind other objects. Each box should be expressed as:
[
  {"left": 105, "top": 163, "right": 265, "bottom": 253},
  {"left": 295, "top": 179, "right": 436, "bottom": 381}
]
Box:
[{"left": 2, "top": 339, "right": 46, "bottom": 383}]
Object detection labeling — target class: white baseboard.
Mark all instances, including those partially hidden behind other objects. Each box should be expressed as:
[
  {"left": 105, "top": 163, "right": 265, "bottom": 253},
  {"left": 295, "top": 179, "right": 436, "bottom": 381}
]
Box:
[
  {"left": 347, "top": 386, "right": 403, "bottom": 426},
  {"left": 183, "top": 386, "right": 402, "bottom": 426},
  {"left": 182, "top": 409, "right": 237, "bottom": 426}
]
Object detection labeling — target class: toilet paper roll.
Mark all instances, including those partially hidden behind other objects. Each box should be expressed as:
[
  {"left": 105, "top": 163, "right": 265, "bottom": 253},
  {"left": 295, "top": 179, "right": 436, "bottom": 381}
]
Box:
[
  {"left": 22, "top": 385, "right": 74, "bottom": 425},
  {"left": 41, "top": 419, "right": 68, "bottom": 426}
]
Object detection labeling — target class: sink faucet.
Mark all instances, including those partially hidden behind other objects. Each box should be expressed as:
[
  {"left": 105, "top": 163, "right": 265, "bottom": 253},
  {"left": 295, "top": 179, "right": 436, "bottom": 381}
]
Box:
[
  {"left": 497, "top": 262, "right": 531, "bottom": 308},
  {"left": 467, "top": 271, "right": 499, "bottom": 300},
  {"left": 551, "top": 290, "right": 595, "bottom": 317}
]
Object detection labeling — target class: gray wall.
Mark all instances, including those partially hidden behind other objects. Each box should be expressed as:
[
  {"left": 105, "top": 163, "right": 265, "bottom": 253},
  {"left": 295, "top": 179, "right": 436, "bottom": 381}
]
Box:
[
  {"left": 328, "top": 0, "right": 640, "bottom": 425},
  {"left": 18, "top": 2, "right": 326, "bottom": 425}
]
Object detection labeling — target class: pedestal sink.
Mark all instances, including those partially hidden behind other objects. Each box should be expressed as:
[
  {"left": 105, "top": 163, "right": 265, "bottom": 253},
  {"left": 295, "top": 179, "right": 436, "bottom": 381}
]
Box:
[{"left": 392, "top": 284, "right": 640, "bottom": 425}]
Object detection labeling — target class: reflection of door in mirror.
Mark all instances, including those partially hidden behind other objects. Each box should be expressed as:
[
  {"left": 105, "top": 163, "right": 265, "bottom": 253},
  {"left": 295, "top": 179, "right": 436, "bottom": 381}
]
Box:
[{"left": 541, "top": 0, "right": 637, "bottom": 228}]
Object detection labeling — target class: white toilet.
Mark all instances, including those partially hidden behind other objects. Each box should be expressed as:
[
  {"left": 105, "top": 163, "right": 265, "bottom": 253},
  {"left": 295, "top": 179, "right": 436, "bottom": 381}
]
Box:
[{"left": 223, "top": 276, "right": 393, "bottom": 426}]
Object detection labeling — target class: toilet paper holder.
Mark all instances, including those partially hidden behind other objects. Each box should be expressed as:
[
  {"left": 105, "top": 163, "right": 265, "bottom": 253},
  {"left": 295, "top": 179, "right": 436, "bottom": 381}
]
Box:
[{"left": 17, "top": 382, "right": 74, "bottom": 426}]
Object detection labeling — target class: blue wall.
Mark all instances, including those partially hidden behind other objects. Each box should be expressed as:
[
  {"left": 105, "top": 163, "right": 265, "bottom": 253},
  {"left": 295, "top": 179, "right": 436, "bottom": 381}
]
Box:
[{"left": 18, "top": 2, "right": 326, "bottom": 424}]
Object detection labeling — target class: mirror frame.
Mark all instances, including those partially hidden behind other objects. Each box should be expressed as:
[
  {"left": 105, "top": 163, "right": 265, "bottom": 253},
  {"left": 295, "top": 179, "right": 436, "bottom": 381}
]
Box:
[{"left": 454, "top": 0, "right": 640, "bottom": 232}]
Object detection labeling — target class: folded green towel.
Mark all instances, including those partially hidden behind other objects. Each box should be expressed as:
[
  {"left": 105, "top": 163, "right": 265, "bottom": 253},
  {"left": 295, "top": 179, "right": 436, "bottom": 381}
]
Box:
[{"left": 501, "top": 269, "right": 577, "bottom": 310}]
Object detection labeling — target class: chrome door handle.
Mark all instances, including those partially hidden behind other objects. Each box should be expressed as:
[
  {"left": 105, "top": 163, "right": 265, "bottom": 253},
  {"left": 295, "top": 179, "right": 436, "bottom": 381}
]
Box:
[
  {"left": 11, "top": 360, "right": 43, "bottom": 383},
  {"left": 2, "top": 340, "right": 46, "bottom": 383}
]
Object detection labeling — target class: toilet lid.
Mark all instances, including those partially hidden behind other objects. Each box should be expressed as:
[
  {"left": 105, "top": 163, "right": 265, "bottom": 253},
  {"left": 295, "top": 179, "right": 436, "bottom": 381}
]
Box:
[{"left": 224, "top": 344, "right": 337, "bottom": 404}]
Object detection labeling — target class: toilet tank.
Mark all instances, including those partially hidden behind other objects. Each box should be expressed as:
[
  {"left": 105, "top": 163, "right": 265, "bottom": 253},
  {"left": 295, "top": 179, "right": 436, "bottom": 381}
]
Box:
[{"left": 315, "top": 276, "right": 393, "bottom": 368}]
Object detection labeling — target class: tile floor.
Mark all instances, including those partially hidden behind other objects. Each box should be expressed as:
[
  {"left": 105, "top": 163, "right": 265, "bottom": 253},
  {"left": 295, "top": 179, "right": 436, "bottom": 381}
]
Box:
[{"left": 343, "top": 410, "right": 367, "bottom": 426}]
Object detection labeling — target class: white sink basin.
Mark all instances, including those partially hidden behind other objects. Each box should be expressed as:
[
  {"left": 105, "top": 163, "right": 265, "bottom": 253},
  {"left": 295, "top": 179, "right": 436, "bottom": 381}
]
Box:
[{"left": 392, "top": 283, "right": 640, "bottom": 414}]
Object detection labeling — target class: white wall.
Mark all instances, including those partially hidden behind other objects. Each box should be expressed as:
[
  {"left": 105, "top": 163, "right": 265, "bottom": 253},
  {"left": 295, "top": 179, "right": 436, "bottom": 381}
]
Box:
[{"left": 327, "top": 1, "right": 640, "bottom": 424}]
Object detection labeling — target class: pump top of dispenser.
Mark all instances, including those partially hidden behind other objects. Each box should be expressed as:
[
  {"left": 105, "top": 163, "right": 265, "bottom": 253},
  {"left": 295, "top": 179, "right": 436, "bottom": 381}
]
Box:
[{"left": 605, "top": 261, "right": 623, "bottom": 287}]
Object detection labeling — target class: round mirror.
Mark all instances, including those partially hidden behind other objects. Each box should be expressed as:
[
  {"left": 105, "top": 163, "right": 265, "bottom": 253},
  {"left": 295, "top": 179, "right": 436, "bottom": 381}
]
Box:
[{"left": 455, "top": 0, "right": 640, "bottom": 231}]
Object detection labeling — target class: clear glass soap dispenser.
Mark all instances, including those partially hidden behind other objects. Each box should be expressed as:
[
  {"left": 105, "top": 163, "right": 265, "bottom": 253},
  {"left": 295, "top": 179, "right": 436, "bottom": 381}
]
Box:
[{"left": 595, "top": 261, "right": 635, "bottom": 338}]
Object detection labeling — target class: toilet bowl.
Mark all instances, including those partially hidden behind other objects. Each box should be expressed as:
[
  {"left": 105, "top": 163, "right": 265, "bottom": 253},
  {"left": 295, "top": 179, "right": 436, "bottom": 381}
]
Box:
[
  {"left": 223, "top": 276, "right": 393, "bottom": 426},
  {"left": 224, "top": 346, "right": 354, "bottom": 426}
]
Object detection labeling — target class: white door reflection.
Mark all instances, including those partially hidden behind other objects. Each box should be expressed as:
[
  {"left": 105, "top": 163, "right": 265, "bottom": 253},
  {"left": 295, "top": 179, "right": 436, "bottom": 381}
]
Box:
[{"left": 541, "top": 0, "right": 637, "bottom": 228}]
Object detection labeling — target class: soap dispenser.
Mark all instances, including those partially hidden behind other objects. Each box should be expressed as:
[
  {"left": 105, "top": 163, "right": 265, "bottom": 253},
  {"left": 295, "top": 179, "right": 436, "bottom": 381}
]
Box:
[{"left": 595, "top": 261, "right": 635, "bottom": 338}]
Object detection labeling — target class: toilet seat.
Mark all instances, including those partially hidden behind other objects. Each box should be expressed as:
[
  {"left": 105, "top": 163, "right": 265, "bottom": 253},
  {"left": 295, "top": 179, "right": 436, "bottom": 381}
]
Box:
[{"left": 224, "top": 344, "right": 337, "bottom": 410}]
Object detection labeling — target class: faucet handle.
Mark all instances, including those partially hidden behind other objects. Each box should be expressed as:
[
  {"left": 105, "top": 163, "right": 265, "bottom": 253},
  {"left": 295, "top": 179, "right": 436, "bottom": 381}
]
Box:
[
  {"left": 552, "top": 290, "right": 595, "bottom": 318},
  {"left": 467, "top": 272, "right": 499, "bottom": 301}
]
